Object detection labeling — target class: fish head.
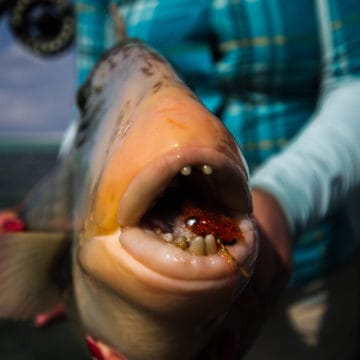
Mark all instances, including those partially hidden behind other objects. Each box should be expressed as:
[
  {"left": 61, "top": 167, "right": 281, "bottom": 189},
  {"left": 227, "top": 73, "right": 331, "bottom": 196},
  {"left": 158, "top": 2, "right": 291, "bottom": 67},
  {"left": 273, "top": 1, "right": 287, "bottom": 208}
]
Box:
[{"left": 73, "top": 42, "right": 258, "bottom": 360}]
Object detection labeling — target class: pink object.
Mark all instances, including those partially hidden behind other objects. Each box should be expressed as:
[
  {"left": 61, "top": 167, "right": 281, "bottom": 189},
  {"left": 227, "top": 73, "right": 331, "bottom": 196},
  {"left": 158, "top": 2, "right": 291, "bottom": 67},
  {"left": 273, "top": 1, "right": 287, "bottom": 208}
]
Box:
[
  {"left": 3, "top": 218, "right": 25, "bottom": 232},
  {"left": 0, "top": 211, "right": 25, "bottom": 232},
  {"left": 85, "top": 336, "right": 128, "bottom": 360},
  {"left": 85, "top": 336, "right": 105, "bottom": 360},
  {"left": 34, "top": 304, "right": 66, "bottom": 328}
]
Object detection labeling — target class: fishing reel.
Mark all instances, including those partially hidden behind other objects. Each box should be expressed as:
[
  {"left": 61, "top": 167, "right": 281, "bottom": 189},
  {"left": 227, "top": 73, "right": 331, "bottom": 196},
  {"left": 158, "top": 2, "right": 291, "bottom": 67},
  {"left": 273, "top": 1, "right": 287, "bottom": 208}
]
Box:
[{"left": 0, "top": 0, "right": 75, "bottom": 56}]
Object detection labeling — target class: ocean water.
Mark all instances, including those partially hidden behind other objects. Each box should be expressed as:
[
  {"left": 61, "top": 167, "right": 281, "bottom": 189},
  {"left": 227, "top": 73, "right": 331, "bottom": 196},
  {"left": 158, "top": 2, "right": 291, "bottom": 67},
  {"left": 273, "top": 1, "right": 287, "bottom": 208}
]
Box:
[{"left": 0, "top": 146, "right": 89, "bottom": 359}]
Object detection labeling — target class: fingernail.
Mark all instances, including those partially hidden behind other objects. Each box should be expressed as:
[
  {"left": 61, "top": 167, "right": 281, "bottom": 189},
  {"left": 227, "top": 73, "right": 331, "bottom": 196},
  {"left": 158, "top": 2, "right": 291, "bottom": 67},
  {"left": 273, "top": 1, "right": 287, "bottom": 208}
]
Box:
[{"left": 85, "top": 336, "right": 105, "bottom": 360}]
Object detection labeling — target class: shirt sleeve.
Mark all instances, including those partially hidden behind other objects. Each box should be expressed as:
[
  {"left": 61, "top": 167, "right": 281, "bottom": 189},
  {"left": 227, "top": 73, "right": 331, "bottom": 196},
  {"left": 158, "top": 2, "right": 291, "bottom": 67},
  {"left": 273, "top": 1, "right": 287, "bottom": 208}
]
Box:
[{"left": 251, "top": 0, "right": 360, "bottom": 236}]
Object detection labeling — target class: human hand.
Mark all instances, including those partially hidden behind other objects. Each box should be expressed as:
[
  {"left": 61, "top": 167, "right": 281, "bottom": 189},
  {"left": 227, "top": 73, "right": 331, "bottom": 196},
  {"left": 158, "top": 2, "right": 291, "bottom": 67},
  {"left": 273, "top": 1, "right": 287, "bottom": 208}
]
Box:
[
  {"left": 238, "top": 188, "right": 292, "bottom": 346},
  {"left": 198, "top": 189, "right": 292, "bottom": 359}
]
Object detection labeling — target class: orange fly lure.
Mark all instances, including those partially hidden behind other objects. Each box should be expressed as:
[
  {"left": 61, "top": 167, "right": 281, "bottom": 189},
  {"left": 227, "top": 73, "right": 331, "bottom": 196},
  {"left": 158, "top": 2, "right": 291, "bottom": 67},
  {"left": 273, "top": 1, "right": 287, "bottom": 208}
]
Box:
[
  {"left": 182, "top": 201, "right": 249, "bottom": 279},
  {"left": 182, "top": 201, "right": 244, "bottom": 245}
]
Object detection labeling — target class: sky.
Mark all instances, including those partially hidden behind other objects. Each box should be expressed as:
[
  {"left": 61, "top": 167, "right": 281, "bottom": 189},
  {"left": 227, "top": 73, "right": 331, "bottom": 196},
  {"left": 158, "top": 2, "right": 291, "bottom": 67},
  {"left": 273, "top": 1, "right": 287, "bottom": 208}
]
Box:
[{"left": 0, "top": 16, "right": 75, "bottom": 143}]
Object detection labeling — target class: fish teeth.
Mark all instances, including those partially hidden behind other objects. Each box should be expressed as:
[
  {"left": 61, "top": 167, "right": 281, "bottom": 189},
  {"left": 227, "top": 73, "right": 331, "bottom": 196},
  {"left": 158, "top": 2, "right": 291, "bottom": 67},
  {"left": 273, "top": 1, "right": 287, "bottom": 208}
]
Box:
[
  {"left": 188, "top": 236, "right": 205, "bottom": 255},
  {"left": 180, "top": 166, "right": 192, "bottom": 176},
  {"left": 180, "top": 164, "right": 213, "bottom": 176},
  {"left": 239, "top": 218, "right": 254, "bottom": 233},
  {"left": 201, "top": 164, "right": 213, "bottom": 175},
  {"left": 153, "top": 228, "right": 223, "bottom": 256},
  {"left": 204, "top": 234, "right": 217, "bottom": 255},
  {"left": 162, "top": 233, "right": 174, "bottom": 242},
  {"left": 154, "top": 228, "right": 163, "bottom": 235},
  {"left": 174, "top": 236, "right": 188, "bottom": 250}
]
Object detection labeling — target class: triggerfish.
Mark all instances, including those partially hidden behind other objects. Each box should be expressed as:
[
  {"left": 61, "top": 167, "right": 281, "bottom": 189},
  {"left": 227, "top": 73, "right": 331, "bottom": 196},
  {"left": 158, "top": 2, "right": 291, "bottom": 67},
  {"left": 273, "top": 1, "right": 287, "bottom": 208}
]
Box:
[{"left": 0, "top": 11, "right": 258, "bottom": 360}]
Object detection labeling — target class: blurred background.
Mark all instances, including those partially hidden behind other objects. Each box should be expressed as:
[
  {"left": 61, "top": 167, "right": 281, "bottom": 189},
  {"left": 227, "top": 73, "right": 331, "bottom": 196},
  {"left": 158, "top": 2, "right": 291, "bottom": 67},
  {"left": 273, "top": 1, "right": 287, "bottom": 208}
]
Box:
[
  {"left": 0, "top": 0, "right": 74, "bottom": 207},
  {"left": 0, "top": 0, "right": 88, "bottom": 358},
  {"left": 2, "top": 1, "right": 358, "bottom": 359}
]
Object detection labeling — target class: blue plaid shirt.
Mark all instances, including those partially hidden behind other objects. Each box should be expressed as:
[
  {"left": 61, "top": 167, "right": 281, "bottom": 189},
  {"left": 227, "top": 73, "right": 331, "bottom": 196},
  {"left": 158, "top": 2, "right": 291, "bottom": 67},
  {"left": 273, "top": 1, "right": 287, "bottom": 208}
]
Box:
[{"left": 74, "top": 0, "right": 360, "bottom": 286}]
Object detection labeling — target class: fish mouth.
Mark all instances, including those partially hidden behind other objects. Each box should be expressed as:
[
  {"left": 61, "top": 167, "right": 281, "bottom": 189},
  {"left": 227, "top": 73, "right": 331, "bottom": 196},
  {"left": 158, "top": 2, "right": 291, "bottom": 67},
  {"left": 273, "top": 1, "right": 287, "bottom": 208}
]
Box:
[{"left": 116, "top": 147, "right": 257, "bottom": 284}]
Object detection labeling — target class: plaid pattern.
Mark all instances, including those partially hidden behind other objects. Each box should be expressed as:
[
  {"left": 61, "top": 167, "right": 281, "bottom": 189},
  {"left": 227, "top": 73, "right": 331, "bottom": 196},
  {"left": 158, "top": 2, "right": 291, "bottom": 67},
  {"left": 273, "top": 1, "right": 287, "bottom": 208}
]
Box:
[{"left": 74, "top": 0, "right": 360, "bottom": 286}]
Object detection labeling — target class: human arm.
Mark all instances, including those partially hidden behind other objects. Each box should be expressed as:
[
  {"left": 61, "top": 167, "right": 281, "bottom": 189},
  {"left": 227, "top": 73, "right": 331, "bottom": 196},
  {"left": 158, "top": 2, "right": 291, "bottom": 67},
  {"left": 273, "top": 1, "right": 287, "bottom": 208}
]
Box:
[
  {"left": 208, "top": 1, "right": 360, "bottom": 358},
  {"left": 251, "top": 0, "right": 360, "bottom": 236}
]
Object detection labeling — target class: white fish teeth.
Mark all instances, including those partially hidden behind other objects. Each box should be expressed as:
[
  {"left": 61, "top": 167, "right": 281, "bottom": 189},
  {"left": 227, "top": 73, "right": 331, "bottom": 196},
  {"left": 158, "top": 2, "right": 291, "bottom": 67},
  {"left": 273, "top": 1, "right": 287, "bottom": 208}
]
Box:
[
  {"left": 205, "top": 234, "right": 217, "bottom": 255},
  {"left": 189, "top": 236, "right": 205, "bottom": 255},
  {"left": 154, "top": 228, "right": 162, "bottom": 235},
  {"left": 180, "top": 166, "right": 192, "bottom": 176},
  {"left": 180, "top": 165, "right": 192, "bottom": 176},
  {"left": 154, "top": 227, "right": 224, "bottom": 256},
  {"left": 201, "top": 164, "right": 213, "bottom": 175},
  {"left": 180, "top": 164, "right": 213, "bottom": 176},
  {"left": 239, "top": 218, "right": 254, "bottom": 233},
  {"left": 162, "top": 233, "right": 174, "bottom": 242}
]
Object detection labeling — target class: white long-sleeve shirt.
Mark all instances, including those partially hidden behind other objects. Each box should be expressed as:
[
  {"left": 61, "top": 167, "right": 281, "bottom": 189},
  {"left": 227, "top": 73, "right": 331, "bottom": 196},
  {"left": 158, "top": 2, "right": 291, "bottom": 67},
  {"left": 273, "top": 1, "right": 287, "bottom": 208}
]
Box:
[{"left": 252, "top": 0, "right": 360, "bottom": 237}]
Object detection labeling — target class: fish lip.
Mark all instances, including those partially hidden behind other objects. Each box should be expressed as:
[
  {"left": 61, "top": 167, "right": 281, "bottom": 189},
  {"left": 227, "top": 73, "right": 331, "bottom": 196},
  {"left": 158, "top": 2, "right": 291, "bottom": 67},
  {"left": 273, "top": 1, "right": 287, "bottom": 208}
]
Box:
[
  {"left": 117, "top": 146, "right": 252, "bottom": 227},
  {"left": 118, "top": 222, "right": 257, "bottom": 284},
  {"left": 80, "top": 223, "right": 257, "bottom": 322}
]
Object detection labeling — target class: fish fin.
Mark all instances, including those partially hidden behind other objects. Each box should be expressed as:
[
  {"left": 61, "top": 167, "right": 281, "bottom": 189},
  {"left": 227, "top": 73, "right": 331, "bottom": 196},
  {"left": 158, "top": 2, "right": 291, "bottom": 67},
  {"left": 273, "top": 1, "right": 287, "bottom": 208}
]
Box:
[
  {"left": 20, "top": 161, "right": 73, "bottom": 232},
  {"left": 0, "top": 231, "right": 70, "bottom": 320}
]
